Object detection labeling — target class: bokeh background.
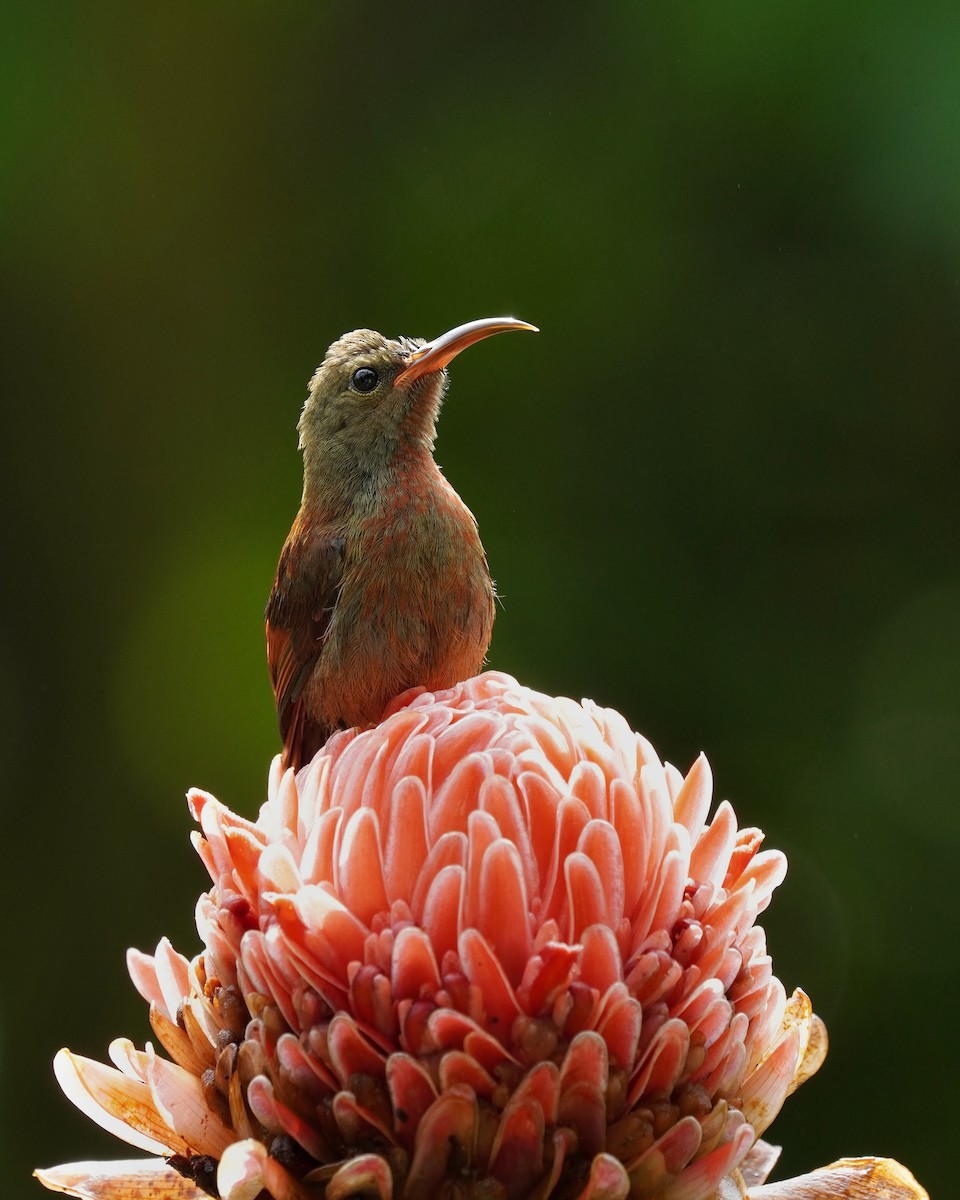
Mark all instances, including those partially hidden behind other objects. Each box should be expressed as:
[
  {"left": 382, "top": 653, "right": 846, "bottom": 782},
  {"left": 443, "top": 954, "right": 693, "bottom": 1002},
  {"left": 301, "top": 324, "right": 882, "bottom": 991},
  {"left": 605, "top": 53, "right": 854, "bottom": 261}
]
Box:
[{"left": 3, "top": 4, "right": 957, "bottom": 1197}]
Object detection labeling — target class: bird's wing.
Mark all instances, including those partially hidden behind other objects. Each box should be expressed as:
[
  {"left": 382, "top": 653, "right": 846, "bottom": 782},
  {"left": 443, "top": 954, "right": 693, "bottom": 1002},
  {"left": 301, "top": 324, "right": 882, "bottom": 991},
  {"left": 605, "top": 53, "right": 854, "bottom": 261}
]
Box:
[{"left": 265, "top": 526, "right": 346, "bottom": 770}]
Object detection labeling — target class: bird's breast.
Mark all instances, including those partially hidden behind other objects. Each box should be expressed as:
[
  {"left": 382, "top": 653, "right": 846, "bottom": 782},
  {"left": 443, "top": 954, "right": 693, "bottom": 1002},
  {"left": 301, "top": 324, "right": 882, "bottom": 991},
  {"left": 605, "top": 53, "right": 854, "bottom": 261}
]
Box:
[
  {"left": 359, "top": 472, "right": 484, "bottom": 599},
  {"left": 301, "top": 461, "right": 495, "bottom": 732},
  {"left": 331, "top": 467, "right": 492, "bottom": 673}
]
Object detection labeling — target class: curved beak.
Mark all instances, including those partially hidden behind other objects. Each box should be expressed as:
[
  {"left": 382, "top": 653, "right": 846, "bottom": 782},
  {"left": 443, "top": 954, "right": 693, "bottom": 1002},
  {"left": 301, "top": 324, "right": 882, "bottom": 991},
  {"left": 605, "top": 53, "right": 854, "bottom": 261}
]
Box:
[{"left": 395, "top": 316, "right": 538, "bottom": 386}]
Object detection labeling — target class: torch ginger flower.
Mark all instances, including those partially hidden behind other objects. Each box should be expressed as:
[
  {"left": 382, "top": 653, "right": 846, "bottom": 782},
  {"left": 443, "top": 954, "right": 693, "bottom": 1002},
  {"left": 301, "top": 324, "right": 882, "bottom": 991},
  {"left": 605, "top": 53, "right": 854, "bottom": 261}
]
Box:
[{"left": 37, "top": 673, "right": 927, "bottom": 1200}]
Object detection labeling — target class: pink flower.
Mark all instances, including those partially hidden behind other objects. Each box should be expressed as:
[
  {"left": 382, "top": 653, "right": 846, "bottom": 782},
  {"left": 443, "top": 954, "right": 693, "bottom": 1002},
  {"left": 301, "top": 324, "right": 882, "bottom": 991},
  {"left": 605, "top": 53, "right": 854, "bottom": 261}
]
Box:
[{"left": 37, "top": 673, "right": 925, "bottom": 1200}]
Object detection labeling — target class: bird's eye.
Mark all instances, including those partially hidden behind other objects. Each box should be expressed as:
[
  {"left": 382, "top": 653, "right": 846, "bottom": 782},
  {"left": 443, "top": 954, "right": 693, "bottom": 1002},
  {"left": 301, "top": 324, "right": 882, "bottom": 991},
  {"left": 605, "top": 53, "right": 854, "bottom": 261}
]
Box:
[{"left": 352, "top": 367, "right": 379, "bottom": 393}]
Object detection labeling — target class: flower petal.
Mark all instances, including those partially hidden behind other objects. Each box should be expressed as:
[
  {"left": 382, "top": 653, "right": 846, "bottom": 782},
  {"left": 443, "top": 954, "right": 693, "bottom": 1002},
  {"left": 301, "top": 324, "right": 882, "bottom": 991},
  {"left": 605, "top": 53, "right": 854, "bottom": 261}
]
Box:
[
  {"left": 35, "top": 1159, "right": 208, "bottom": 1199},
  {"left": 405, "top": 1085, "right": 479, "bottom": 1199},
  {"left": 739, "top": 1026, "right": 800, "bottom": 1136},
  {"left": 575, "top": 1153, "right": 629, "bottom": 1200},
  {"left": 458, "top": 928, "right": 523, "bottom": 1029},
  {"left": 52, "top": 1050, "right": 185, "bottom": 1157},
  {"left": 748, "top": 1156, "right": 929, "bottom": 1199},
  {"left": 326, "top": 1153, "right": 394, "bottom": 1200},
  {"left": 143, "top": 1045, "right": 235, "bottom": 1157},
  {"left": 218, "top": 1138, "right": 312, "bottom": 1200},
  {"left": 337, "top": 807, "right": 389, "bottom": 925},
  {"left": 672, "top": 754, "right": 713, "bottom": 843},
  {"left": 662, "top": 1119, "right": 755, "bottom": 1200},
  {"left": 478, "top": 838, "right": 532, "bottom": 983},
  {"left": 488, "top": 1094, "right": 546, "bottom": 1198},
  {"left": 740, "top": 1138, "right": 782, "bottom": 1188}
]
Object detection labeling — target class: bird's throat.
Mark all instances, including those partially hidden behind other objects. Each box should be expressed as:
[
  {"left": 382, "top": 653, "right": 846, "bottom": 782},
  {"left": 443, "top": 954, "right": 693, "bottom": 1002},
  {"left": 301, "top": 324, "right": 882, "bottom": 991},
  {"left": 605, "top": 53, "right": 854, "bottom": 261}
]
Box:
[{"left": 301, "top": 435, "right": 442, "bottom": 526}]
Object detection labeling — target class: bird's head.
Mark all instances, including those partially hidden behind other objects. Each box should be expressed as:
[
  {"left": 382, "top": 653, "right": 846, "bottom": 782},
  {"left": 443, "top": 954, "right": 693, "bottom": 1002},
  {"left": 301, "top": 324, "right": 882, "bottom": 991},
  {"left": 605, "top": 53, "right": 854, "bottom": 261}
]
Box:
[{"left": 297, "top": 317, "right": 537, "bottom": 499}]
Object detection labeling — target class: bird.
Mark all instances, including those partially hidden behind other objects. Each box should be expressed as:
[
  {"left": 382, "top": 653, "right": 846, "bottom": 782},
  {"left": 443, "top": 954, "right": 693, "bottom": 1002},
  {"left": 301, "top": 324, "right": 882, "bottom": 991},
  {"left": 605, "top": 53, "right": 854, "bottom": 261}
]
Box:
[{"left": 266, "top": 316, "right": 538, "bottom": 771}]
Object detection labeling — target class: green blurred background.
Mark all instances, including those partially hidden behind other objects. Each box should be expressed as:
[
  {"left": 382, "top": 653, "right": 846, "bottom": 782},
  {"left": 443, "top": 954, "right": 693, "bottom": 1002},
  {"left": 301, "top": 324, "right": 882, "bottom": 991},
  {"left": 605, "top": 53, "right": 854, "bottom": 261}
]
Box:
[{"left": 3, "top": 3, "right": 956, "bottom": 1196}]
